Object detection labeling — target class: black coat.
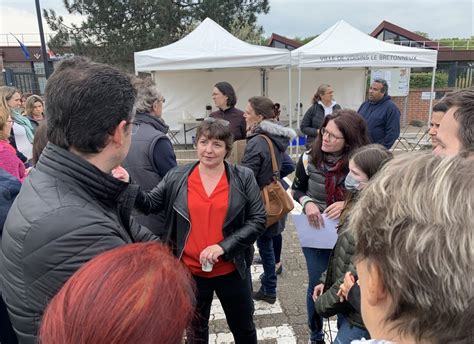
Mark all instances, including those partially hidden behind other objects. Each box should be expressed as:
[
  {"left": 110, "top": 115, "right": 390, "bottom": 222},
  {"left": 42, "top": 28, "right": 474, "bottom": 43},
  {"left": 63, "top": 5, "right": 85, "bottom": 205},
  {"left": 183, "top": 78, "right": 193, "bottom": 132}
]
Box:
[
  {"left": 135, "top": 161, "right": 266, "bottom": 279},
  {"left": 241, "top": 120, "right": 296, "bottom": 236},
  {"left": 0, "top": 143, "right": 157, "bottom": 344},
  {"left": 300, "top": 103, "right": 341, "bottom": 144},
  {"left": 0, "top": 169, "right": 21, "bottom": 237}
]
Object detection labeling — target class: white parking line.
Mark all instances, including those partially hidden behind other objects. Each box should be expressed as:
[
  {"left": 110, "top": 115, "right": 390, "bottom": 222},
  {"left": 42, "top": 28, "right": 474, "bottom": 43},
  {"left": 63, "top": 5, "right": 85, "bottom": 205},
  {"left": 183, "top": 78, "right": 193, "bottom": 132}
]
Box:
[
  {"left": 209, "top": 298, "right": 284, "bottom": 321},
  {"left": 250, "top": 264, "right": 263, "bottom": 281},
  {"left": 209, "top": 324, "right": 297, "bottom": 343}
]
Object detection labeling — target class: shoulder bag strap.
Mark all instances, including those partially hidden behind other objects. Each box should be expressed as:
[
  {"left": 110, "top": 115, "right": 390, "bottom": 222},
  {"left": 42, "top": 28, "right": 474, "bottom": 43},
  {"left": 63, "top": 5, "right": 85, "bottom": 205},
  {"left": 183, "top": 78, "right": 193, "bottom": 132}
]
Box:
[{"left": 259, "top": 134, "right": 279, "bottom": 179}]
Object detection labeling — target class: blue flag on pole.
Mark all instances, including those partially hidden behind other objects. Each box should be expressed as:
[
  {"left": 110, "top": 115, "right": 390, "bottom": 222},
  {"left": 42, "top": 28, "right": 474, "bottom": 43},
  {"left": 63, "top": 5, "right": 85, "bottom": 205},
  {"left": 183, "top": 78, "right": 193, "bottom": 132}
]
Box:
[{"left": 10, "top": 33, "right": 31, "bottom": 60}]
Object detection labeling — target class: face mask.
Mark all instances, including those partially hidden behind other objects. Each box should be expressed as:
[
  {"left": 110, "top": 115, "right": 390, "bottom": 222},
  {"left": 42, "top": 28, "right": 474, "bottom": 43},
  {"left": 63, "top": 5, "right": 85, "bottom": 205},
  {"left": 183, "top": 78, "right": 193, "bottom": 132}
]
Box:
[{"left": 345, "top": 172, "right": 361, "bottom": 192}]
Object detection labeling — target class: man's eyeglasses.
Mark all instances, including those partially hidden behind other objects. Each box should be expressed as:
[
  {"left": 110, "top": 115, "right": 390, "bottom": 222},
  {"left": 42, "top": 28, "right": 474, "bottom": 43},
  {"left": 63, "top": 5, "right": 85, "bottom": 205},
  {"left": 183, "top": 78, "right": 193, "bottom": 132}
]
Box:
[{"left": 320, "top": 127, "right": 344, "bottom": 142}]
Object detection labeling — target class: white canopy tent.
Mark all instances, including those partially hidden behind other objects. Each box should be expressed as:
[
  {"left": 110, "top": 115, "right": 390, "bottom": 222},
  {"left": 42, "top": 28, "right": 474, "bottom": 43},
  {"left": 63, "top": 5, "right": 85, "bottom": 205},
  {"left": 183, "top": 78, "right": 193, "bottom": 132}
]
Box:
[
  {"left": 135, "top": 18, "right": 292, "bottom": 144},
  {"left": 291, "top": 20, "right": 439, "bottom": 127}
]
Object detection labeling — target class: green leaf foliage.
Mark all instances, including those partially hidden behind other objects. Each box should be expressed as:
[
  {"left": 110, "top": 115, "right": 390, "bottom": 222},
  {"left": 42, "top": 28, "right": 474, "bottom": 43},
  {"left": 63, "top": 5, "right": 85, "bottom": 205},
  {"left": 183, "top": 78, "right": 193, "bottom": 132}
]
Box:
[
  {"left": 409, "top": 72, "right": 448, "bottom": 88},
  {"left": 44, "top": 0, "right": 269, "bottom": 71}
]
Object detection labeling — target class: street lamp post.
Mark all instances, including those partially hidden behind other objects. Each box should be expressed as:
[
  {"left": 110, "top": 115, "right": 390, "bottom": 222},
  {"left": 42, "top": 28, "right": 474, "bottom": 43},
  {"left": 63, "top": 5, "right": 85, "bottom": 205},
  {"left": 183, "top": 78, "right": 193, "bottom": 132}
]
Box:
[{"left": 35, "top": 0, "right": 52, "bottom": 78}]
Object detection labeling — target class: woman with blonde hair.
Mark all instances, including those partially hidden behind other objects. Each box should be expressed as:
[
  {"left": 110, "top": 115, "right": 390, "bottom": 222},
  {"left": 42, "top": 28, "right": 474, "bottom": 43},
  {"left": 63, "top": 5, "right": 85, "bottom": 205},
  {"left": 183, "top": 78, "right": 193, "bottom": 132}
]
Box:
[
  {"left": 0, "top": 105, "right": 25, "bottom": 181},
  {"left": 24, "top": 95, "right": 45, "bottom": 132},
  {"left": 301, "top": 84, "right": 341, "bottom": 147},
  {"left": 0, "top": 86, "right": 34, "bottom": 161},
  {"left": 349, "top": 153, "right": 474, "bottom": 343}
]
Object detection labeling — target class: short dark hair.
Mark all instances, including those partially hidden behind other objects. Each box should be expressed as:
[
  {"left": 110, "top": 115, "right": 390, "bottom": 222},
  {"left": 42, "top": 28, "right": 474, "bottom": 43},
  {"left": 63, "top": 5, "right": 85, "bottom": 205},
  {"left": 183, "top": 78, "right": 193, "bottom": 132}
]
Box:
[
  {"left": 311, "top": 109, "right": 370, "bottom": 169},
  {"left": 214, "top": 82, "right": 237, "bottom": 107},
  {"left": 373, "top": 78, "right": 388, "bottom": 95},
  {"left": 45, "top": 57, "right": 136, "bottom": 154},
  {"left": 248, "top": 96, "right": 274, "bottom": 119},
  {"left": 443, "top": 88, "right": 474, "bottom": 151},
  {"left": 432, "top": 102, "right": 448, "bottom": 113},
  {"left": 196, "top": 118, "right": 234, "bottom": 158}
]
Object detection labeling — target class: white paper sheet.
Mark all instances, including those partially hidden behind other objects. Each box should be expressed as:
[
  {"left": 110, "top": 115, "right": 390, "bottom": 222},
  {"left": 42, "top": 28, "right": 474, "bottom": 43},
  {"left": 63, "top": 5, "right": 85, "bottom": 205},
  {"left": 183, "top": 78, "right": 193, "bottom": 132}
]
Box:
[{"left": 292, "top": 214, "right": 338, "bottom": 249}]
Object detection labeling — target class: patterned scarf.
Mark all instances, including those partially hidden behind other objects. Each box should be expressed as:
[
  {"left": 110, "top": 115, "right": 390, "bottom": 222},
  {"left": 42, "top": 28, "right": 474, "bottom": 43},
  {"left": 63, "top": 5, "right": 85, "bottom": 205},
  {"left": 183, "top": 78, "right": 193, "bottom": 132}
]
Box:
[
  {"left": 321, "top": 153, "right": 346, "bottom": 206},
  {"left": 12, "top": 109, "right": 35, "bottom": 143}
]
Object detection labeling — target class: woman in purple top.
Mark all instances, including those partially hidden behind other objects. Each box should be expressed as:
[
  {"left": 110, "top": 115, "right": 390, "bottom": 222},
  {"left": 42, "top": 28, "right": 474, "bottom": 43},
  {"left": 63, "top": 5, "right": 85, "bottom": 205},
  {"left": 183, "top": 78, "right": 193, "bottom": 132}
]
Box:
[{"left": 210, "top": 82, "right": 247, "bottom": 141}]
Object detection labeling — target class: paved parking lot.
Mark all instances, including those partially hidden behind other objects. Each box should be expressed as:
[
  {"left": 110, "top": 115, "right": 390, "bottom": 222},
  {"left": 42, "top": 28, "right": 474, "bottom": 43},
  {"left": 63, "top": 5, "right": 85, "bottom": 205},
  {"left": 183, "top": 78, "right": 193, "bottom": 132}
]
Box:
[{"left": 208, "top": 215, "right": 339, "bottom": 343}]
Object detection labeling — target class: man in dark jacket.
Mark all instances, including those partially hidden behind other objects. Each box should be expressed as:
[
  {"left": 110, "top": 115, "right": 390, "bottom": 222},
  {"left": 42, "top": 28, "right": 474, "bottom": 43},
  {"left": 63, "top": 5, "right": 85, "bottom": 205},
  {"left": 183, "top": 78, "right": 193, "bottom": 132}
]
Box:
[
  {"left": 122, "top": 78, "right": 177, "bottom": 237},
  {"left": 358, "top": 79, "right": 401, "bottom": 149},
  {"left": 0, "top": 57, "right": 157, "bottom": 344}
]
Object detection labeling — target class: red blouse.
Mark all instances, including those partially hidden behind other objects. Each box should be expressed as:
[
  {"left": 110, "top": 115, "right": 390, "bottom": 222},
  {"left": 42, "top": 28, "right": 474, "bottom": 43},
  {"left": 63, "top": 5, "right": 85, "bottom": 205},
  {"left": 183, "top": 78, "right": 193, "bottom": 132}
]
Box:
[{"left": 182, "top": 166, "right": 235, "bottom": 277}]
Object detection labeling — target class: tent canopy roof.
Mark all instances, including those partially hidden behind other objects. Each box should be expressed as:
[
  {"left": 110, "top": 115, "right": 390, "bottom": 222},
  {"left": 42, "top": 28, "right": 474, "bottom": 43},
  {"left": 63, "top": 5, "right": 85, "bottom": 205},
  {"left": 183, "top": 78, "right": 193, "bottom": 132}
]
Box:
[
  {"left": 292, "top": 20, "right": 438, "bottom": 68},
  {"left": 135, "top": 18, "right": 290, "bottom": 72}
]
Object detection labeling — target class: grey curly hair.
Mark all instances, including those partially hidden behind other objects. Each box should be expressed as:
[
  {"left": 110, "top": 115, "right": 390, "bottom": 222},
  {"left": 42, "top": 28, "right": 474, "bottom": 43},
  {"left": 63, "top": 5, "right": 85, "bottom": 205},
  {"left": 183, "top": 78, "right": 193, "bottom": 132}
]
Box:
[
  {"left": 350, "top": 152, "right": 474, "bottom": 343},
  {"left": 133, "top": 77, "right": 163, "bottom": 114}
]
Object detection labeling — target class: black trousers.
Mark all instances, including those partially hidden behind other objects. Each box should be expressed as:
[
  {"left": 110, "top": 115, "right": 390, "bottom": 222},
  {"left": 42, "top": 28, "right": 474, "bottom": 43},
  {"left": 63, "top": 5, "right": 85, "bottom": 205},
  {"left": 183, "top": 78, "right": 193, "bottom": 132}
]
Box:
[
  {"left": 187, "top": 269, "right": 257, "bottom": 344},
  {"left": 0, "top": 294, "right": 18, "bottom": 344}
]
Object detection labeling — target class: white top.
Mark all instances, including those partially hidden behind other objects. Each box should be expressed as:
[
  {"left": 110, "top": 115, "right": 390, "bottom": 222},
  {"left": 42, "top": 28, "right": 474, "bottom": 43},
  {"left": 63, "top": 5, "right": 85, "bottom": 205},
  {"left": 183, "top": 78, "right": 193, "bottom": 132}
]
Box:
[
  {"left": 12, "top": 122, "right": 32, "bottom": 160},
  {"left": 318, "top": 100, "right": 337, "bottom": 116}
]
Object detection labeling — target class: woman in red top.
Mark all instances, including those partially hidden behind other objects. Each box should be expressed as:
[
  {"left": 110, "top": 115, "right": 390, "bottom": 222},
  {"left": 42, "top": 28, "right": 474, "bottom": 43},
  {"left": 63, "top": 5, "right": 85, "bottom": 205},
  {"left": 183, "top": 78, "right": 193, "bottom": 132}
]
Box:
[
  {"left": 0, "top": 110, "right": 25, "bottom": 182},
  {"left": 133, "top": 118, "right": 266, "bottom": 343}
]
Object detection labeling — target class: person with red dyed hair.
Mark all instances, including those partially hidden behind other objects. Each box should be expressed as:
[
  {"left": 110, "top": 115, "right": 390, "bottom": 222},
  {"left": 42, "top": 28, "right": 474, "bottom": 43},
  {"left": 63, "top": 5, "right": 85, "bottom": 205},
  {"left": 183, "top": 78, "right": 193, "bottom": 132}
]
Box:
[{"left": 39, "top": 242, "right": 195, "bottom": 344}]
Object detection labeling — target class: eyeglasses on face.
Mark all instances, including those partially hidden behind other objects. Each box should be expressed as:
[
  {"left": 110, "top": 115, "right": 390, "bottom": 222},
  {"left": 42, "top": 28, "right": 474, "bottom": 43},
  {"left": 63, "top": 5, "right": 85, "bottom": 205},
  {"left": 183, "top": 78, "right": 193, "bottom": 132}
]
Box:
[{"left": 320, "top": 127, "right": 344, "bottom": 142}]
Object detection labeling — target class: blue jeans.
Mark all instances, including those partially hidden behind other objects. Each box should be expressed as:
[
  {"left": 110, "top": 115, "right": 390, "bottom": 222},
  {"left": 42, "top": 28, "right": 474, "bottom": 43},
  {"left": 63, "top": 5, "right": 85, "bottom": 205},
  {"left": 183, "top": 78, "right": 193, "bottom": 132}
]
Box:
[
  {"left": 257, "top": 234, "right": 277, "bottom": 296},
  {"left": 334, "top": 314, "right": 370, "bottom": 343},
  {"left": 302, "top": 247, "right": 331, "bottom": 341}
]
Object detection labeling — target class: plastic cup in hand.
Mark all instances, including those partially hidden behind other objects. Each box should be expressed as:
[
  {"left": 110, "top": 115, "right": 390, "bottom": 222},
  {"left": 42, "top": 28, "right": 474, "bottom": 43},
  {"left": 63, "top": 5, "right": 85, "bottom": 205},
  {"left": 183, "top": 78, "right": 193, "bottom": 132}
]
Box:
[{"left": 201, "top": 260, "right": 214, "bottom": 272}]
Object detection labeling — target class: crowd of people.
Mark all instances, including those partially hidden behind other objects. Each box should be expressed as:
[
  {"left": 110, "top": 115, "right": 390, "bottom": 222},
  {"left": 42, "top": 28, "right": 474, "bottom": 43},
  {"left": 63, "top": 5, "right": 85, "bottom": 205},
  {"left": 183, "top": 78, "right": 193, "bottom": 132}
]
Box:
[{"left": 0, "top": 56, "right": 472, "bottom": 344}]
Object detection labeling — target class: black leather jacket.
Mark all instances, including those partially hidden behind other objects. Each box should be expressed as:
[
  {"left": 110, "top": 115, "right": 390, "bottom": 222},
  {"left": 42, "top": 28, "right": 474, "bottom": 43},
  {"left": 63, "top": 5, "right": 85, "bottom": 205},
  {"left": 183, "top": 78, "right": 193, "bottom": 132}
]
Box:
[{"left": 135, "top": 161, "right": 266, "bottom": 279}]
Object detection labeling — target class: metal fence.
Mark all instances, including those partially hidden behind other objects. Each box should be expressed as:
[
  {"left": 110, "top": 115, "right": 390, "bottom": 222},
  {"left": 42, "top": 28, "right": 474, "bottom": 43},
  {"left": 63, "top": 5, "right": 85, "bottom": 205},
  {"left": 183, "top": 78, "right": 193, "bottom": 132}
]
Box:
[{"left": 2, "top": 65, "right": 47, "bottom": 95}]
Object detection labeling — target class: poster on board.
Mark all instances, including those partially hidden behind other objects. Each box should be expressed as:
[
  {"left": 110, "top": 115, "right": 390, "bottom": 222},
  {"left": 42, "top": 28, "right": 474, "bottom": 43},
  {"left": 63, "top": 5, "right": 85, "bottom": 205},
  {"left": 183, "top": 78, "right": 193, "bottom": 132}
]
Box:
[{"left": 370, "top": 68, "right": 410, "bottom": 97}]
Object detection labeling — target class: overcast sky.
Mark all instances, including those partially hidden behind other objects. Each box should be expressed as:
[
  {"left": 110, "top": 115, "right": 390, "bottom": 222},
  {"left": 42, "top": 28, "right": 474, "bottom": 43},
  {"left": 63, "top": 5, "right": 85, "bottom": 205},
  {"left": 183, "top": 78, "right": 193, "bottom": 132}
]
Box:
[{"left": 1, "top": 0, "right": 473, "bottom": 43}]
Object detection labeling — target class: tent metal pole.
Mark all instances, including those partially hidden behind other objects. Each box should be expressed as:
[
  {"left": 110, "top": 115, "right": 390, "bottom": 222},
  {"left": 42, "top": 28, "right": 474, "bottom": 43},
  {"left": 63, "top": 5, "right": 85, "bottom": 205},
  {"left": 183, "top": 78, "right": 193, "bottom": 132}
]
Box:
[
  {"left": 364, "top": 68, "right": 369, "bottom": 96},
  {"left": 297, "top": 67, "right": 302, "bottom": 131},
  {"left": 428, "top": 66, "right": 436, "bottom": 126},
  {"left": 288, "top": 64, "right": 293, "bottom": 157}
]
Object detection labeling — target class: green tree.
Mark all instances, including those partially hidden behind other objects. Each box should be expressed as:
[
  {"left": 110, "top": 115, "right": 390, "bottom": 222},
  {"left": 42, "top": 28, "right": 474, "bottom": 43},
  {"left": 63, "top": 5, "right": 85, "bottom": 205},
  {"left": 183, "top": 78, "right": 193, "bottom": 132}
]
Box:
[
  {"left": 437, "top": 36, "right": 474, "bottom": 50},
  {"left": 414, "top": 31, "right": 429, "bottom": 38},
  {"left": 293, "top": 35, "right": 318, "bottom": 45},
  {"left": 44, "top": 0, "right": 270, "bottom": 70}
]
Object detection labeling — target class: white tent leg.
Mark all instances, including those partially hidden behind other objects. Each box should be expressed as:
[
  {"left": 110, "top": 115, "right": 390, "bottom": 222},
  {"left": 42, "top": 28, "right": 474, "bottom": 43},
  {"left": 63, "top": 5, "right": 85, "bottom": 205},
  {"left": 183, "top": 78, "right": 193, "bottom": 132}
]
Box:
[
  {"left": 297, "top": 67, "right": 302, "bottom": 131},
  {"left": 296, "top": 67, "right": 302, "bottom": 158},
  {"left": 288, "top": 65, "right": 293, "bottom": 157},
  {"left": 428, "top": 66, "right": 436, "bottom": 125}
]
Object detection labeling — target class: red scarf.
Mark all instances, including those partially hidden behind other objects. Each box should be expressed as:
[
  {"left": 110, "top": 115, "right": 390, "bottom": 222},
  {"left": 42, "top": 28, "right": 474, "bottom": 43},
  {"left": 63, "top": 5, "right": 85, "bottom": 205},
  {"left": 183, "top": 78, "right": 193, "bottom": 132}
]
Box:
[{"left": 322, "top": 156, "right": 346, "bottom": 206}]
